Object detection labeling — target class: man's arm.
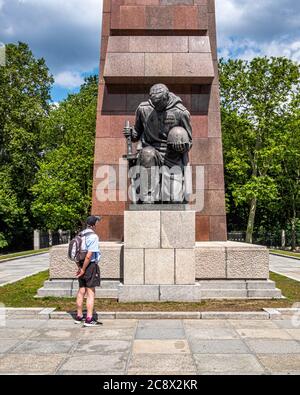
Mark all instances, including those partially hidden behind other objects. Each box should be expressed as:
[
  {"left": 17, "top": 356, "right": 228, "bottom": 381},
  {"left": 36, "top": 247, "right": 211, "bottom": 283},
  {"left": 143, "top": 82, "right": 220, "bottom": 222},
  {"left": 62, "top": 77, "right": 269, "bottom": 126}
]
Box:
[{"left": 76, "top": 251, "right": 92, "bottom": 278}]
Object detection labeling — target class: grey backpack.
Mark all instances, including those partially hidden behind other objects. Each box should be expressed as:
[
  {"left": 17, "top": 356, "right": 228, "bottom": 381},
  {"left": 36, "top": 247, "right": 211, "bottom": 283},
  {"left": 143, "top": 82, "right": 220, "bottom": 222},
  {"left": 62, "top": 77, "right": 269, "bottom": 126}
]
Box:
[{"left": 68, "top": 231, "right": 94, "bottom": 263}]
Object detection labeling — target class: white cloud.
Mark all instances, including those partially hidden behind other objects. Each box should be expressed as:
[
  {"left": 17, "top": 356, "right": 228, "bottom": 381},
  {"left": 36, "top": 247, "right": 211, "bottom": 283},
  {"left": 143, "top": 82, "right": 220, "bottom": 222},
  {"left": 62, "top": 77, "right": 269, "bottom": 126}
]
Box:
[
  {"left": 216, "top": 0, "right": 300, "bottom": 62},
  {"left": 55, "top": 71, "right": 84, "bottom": 89}
]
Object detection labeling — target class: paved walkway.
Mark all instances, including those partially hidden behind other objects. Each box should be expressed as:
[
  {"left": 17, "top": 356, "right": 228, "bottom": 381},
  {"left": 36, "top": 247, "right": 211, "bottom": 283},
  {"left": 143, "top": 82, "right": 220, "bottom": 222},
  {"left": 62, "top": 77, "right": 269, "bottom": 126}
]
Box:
[
  {"left": 0, "top": 318, "right": 300, "bottom": 375},
  {"left": 270, "top": 254, "right": 300, "bottom": 282},
  {"left": 0, "top": 254, "right": 49, "bottom": 287}
]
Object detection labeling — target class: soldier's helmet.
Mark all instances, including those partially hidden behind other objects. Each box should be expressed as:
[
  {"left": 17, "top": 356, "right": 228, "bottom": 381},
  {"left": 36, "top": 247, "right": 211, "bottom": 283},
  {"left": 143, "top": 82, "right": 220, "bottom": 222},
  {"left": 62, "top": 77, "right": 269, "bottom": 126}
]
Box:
[{"left": 167, "top": 127, "right": 190, "bottom": 152}]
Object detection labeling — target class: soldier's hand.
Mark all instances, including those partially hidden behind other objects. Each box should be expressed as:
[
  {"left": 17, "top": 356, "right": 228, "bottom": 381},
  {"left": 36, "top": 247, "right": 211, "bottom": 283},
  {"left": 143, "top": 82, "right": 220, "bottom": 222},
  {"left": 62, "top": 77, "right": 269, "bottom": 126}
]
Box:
[
  {"left": 123, "top": 126, "right": 133, "bottom": 139},
  {"left": 173, "top": 142, "right": 187, "bottom": 153}
]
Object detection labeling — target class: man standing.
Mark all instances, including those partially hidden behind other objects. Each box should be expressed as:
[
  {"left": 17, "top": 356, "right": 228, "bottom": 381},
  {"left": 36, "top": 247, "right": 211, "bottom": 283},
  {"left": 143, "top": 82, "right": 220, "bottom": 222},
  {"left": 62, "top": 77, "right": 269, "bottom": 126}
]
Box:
[{"left": 75, "top": 216, "right": 102, "bottom": 327}]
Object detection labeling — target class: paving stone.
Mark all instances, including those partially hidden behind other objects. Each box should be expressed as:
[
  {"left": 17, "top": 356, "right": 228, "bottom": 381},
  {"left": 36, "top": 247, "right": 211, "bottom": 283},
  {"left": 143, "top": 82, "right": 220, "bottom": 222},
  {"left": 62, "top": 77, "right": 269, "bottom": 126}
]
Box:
[
  {"left": 285, "top": 329, "right": 300, "bottom": 341},
  {"left": 201, "top": 312, "right": 269, "bottom": 320},
  {"left": 128, "top": 354, "right": 196, "bottom": 374},
  {"left": 0, "top": 328, "right": 33, "bottom": 339},
  {"left": 133, "top": 340, "right": 190, "bottom": 354},
  {"left": 274, "top": 320, "right": 300, "bottom": 330},
  {"left": 80, "top": 328, "right": 134, "bottom": 341},
  {"left": 0, "top": 354, "right": 65, "bottom": 373},
  {"left": 57, "top": 371, "right": 126, "bottom": 376},
  {"left": 100, "top": 319, "right": 137, "bottom": 328},
  {"left": 135, "top": 327, "right": 185, "bottom": 340},
  {"left": 185, "top": 328, "right": 239, "bottom": 340},
  {"left": 0, "top": 339, "right": 20, "bottom": 354},
  {"left": 59, "top": 354, "right": 127, "bottom": 373},
  {"left": 138, "top": 320, "right": 183, "bottom": 329},
  {"left": 189, "top": 339, "right": 250, "bottom": 354},
  {"left": 246, "top": 339, "right": 300, "bottom": 354},
  {"left": 12, "top": 340, "right": 74, "bottom": 354},
  {"left": 257, "top": 354, "right": 300, "bottom": 373},
  {"left": 74, "top": 340, "right": 131, "bottom": 355},
  {"left": 184, "top": 320, "right": 232, "bottom": 328},
  {"left": 194, "top": 354, "right": 265, "bottom": 374},
  {"left": 236, "top": 329, "right": 293, "bottom": 340},
  {"left": 29, "top": 328, "right": 81, "bottom": 340},
  {"left": 229, "top": 320, "right": 279, "bottom": 329},
  {"left": 4, "top": 320, "right": 45, "bottom": 329}
]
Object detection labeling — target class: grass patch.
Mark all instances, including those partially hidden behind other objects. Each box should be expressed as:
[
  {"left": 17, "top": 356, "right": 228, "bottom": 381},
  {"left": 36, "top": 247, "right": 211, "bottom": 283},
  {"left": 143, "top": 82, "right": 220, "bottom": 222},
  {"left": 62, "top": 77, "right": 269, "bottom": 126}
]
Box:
[
  {"left": 0, "top": 249, "right": 49, "bottom": 261},
  {"left": 0, "top": 271, "right": 299, "bottom": 312},
  {"left": 270, "top": 250, "right": 300, "bottom": 260}
]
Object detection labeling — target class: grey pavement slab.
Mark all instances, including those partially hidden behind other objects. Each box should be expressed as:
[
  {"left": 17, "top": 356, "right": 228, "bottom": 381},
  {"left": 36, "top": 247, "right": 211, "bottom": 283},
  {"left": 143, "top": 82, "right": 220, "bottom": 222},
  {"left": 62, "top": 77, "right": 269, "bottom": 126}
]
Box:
[
  {"left": 185, "top": 328, "right": 240, "bottom": 340},
  {"left": 0, "top": 254, "right": 49, "bottom": 287},
  {"left": 74, "top": 340, "right": 131, "bottom": 355},
  {"left": 274, "top": 320, "right": 300, "bottom": 329},
  {"left": 236, "top": 328, "right": 293, "bottom": 340},
  {"left": 135, "top": 327, "right": 185, "bottom": 340},
  {"left": 270, "top": 254, "right": 300, "bottom": 282},
  {"left": 0, "top": 328, "right": 34, "bottom": 339},
  {"left": 29, "top": 328, "right": 82, "bottom": 341},
  {"left": 229, "top": 320, "right": 279, "bottom": 329},
  {"left": 194, "top": 354, "right": 265, "bottom": 374},
  {"left": 0, "top": 354, "right": 65, "bottom": 373},
  {"left": 58, "top": 354, "right": 127, "bottom": 373},
  {"left": 189, "top": 339, "right": 251, "bottom": 354},
  {"left": 128, "top": 354, "right": 197, "bottom": 374},
  {"left": 258, "top": 354, "right": 300, "bottom": 373},
  {"left": 246, "top": 339, "right": 300, "bottom": 354},
  {"left": 12, "top": 340, "right": 74, "bottom": 354},
  {"left": 0, "top": 339, "right": 21, "bottom": 354},
  {"left": 138, "top": 320, "right": 183, "bottom": 329},
  {"left": 133, "top": 340, "right": 190, "bottom": 354},
  {"left": 80, "top": 328, "right": 135, "bottom": 340}
]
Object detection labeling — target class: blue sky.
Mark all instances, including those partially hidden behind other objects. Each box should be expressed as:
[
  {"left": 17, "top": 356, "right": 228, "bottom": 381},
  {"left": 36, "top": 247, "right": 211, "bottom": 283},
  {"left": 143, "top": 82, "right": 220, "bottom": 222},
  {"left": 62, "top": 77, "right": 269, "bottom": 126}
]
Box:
[{"left": 0, "top": 0, "right": 299, "bottom": 102}]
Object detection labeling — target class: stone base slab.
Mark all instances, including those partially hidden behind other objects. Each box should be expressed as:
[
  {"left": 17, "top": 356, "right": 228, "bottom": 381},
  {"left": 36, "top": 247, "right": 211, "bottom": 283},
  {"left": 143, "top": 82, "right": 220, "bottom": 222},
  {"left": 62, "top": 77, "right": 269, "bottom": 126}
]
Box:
[{"left": 37, "top": 279, "right": 283, "bottom": 300}]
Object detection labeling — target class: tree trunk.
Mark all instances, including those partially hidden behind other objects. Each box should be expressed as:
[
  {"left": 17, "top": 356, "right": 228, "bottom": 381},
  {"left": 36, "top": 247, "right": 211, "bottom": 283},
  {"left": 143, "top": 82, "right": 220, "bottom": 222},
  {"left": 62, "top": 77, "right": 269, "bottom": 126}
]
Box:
[
  {"left": 281, "top": 229, "right": 286, "bottom": 249},
  {"left": 291, "top": 215, "right": 297, "bottom": 252},
  {"left": 246, "top": 197, "right": 257, "bottom": 244}
]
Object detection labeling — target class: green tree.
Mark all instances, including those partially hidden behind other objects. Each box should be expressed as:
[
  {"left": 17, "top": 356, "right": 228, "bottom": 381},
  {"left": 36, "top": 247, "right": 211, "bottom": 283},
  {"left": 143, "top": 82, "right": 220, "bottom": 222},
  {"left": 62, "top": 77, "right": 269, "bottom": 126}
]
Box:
[
  {"left": 0, "top": 42, "right": 53, "bottom": 249},
  {"left": 220, "top": 57, "right": 300, "bottom": 243},
  {"left": 31, "top": 76, "right": 98, "bottom": 232}
]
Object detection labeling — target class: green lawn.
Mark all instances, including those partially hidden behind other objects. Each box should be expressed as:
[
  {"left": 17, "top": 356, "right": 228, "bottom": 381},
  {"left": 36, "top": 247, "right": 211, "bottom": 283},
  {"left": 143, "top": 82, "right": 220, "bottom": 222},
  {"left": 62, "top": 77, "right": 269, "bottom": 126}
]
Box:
[
  {"left": 270, "top": 249, "right": 300, "bottom": 260},
  {"left": 0, "top": 248, "right": 49, "bottom": 261},
  {"left": 0, "top": 270, "right": 299, "bottom": 312}
]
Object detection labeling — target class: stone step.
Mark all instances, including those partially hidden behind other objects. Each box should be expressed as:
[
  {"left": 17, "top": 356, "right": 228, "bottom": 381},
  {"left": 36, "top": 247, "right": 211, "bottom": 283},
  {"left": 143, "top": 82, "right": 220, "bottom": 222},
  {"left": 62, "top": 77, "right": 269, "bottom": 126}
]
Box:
[
  {"left": 247, "top": 289, "right": 283, "bottom": 299},
  {"left": 196, "top": 281, "right": 247, "bottom": 290},
  {"left": 37, "top": 288, "right": 119, "bottom": 299},
  {"left": 43, "top": 280, "right": 75, "bottom": 290},
  {"left": 199, "top": 289, "right": 248, "bottom": 299},
  {"left": 246, "top": 280, "right": 277, "bottom": 290}
]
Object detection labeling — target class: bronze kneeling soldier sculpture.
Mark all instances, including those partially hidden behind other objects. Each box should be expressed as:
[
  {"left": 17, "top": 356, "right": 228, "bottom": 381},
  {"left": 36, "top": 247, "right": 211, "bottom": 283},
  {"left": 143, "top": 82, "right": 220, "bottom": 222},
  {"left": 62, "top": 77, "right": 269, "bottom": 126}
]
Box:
[{"left": 123, "top": 84, "right": 193, "bottom": 204}]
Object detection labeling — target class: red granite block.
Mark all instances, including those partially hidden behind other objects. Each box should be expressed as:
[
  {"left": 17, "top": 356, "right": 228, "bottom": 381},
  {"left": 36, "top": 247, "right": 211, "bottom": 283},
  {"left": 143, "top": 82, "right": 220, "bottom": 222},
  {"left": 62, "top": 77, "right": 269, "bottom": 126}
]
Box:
[
  {"left": 210, "top": 215, "right": 227, "bottom": 241},
  {"left": 191, "top": 164, "right": 208, "bottom": 191},
  {"left": 173, "top": 6, "right": 199, "bottom": 30},
  {"left": 103, "top": 0, "right": 111, "bottom": 12},
  {"left": 127, "top": 93, "right": 148, "bottom": 112},
  {"left": 191, "top": 115, "right": 208, "bottom": 138},
  {"left": 191, "top": 93, "right": 210, "bottom": 115},
  {"left": 107, "top": 36, "right": 130, "bottom": 52},
  {"left": 102, "top": 86, "right": 127, "bottom": 112},
  {"left": 101, "top": 37, "right": 109, "bottom": 61},
  {"left": 119, "top": 6, "right": 146, "bottom": 29},
  {"left": 125, "top": 0, "right": 159, "bottom": 4},
  {"left": 208, "top": 138, "right": 223, "bottom": 165},
  {"left": 208, "top": 110, "right": 221, "bottom": 137},
  {"left": 94, "top": 138, "right": 126, "bottom": 164},
  {"left": 145, "top": 53, "right": 173, "bottom": 77},
  {"left": 172, "top": 53, "right": 214, "bottom": 78},
  {"left": 196, "top": 215, "right": 210, "bottom": 241},
  {"left": 190, "top": 138, "right": 209, "bottom": 164},
  {"left": 189, "top": 36, "right": 211, "bottom": 53},
  {"left": 104, "top": 53, "right": 145, "bottom": 78},
  {"left": 110, "top": 216, "right": 124, "bottom": 241},
  {"left": 201, "top": 190, "right": 226, "bottom": 216},
  {"left": 146, "top": 6, "right": 173, "bottom": 29},
  {"left": 92, "top": 192, "right": 127, "bottom": 216},
  {"left": 161, "top": 0, "right": 194, "bottom": 5},
  {"left": 96, "top": 115, "right": 111, "bottom": 137},
  {"left": 207, "top": 164, "right": 225, "bottom": 190},
  {"left": 93, "top": 216, "right": 110, "bottom": 241},
  {"left": 102, "top": 12, "right": 111, "bottom": 36}
]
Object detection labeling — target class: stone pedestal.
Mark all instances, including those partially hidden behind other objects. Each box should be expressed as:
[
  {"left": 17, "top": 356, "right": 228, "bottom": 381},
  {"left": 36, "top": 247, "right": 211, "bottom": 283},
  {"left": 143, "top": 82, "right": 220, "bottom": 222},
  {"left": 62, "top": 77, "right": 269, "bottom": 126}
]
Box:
[{"left": 123, "top": 209, "right": 196, "bottom": 287}]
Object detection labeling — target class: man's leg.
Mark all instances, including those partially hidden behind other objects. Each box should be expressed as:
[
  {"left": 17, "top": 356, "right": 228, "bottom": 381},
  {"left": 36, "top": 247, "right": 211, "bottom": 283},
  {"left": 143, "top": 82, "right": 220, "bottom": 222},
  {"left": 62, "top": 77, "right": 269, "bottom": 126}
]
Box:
[
  {"left": 76, "top": 287, "right": 86, "bottom": 318},
  {"left": 86, "top": 287, "right": 96, "bottom": 320}
]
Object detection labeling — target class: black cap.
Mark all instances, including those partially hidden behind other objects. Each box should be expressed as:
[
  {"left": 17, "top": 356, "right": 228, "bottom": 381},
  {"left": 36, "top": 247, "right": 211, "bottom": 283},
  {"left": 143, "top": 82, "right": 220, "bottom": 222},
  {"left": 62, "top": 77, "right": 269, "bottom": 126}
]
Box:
[{"left": 86, "top": 215, "right": 102, "bottom": 226}]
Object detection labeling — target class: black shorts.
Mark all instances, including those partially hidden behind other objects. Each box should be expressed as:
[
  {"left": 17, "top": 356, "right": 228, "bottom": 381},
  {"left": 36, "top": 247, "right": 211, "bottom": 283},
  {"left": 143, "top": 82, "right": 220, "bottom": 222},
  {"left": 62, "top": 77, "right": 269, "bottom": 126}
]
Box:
[{"left": 78, "top": 262, "right": 101, "bottom": 289}]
